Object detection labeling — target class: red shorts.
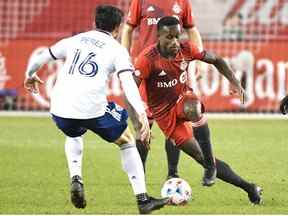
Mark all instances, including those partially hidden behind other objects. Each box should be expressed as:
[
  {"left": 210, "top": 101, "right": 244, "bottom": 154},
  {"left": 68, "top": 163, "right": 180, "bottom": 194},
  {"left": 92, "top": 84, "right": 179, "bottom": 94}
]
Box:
[{"left": 155, "top": 91, "right": 204, "bottom": 146}]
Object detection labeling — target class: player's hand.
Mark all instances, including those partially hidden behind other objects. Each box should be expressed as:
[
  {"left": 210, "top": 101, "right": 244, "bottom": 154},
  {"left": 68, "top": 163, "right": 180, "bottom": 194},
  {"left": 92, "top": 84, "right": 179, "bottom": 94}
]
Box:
[
  {"left": 24, "top": 75, "right": 44, "bottom": 94},
  {"left": 230, "top": 84, "right": 246, "bottom": 105},
  {"left": 280, "top": 95, "right": 288, "bottom": 115},
  {"left": 136, "top": 112, "right": 151, "bottom": 150}
]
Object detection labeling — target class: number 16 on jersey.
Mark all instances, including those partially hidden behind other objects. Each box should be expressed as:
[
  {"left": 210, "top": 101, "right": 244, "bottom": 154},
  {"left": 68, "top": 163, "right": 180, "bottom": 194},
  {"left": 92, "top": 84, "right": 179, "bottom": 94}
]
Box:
[{"left": 68, "top": 49, "right": 98, "bottom": 77}]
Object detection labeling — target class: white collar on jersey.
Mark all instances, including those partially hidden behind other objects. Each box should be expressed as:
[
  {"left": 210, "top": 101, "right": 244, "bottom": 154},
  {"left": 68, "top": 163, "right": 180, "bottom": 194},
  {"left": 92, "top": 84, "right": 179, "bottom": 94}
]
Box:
[{"left": 96, "top": 29, "right": 112, "bottom": 36}]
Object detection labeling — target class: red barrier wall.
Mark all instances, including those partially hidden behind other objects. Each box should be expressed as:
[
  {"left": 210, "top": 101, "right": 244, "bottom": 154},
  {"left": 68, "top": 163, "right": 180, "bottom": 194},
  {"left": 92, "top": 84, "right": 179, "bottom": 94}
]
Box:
[{"left": 1, "top": 39, "right": 287, "bottom": 112}]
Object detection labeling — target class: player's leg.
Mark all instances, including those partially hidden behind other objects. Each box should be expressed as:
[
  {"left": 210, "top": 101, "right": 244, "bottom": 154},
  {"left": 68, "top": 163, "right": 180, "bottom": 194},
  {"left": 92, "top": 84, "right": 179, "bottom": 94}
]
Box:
[
  {"left": 170, "top": 122, "right": 204, "bottom": 164},
  {"left": 64, "top": 137, "right": 83, "bottom": 180},
  {"left": 87, "top": 102, "right": 169, "bottom": 214},
  {"left": 192, "top": 122, "right": 216, "bottom": 186},
  {"left": 114, "top": 127, "right": 168, "bottom": 214},
  {"left": 136, "top": 118, "right": 181, "bottom": 180},
  {"left": 178, "top": 91, "right": 216, "bottom": 186},
  {"left": 180, "top": 94, "right": 262, "bottom": 202},
  {"left": 135, "top": 119, "right": 153, "bottom": 172},
  {"left": 172, "top": 126, "right": 262, "bottom": 205},
  {"left": 136, "top": 140, "right": 148, "bottom": 170},
  {"left": 165, "top": 138, "right": 180, "bottom": 179},
  {"left": 137, "top": 117, "right": 180, "bottom": 179},
  {"left": 214, "top": 158, "right": 262, "bottom": 204},
  {"left": 51, "top": 114, "right": 87, "bottom": 208}
]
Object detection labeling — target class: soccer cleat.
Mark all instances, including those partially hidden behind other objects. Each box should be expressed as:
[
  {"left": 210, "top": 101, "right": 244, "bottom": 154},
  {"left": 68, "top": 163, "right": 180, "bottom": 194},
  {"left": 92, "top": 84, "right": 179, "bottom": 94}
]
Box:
[
  {"left": 247, "top": 184, "right": 263, "bottom": 205},
  {"left": 166, "top": 173, "right": 180, "bottom": 180},
  {"left": 70, "top": 175, "right": 87, "bottom": 209},
  {"left": 202, "top": 167, "right": 217, "bottom": 186},
  {"left": 138, "top": 196, "right": 169, "bottom": 214}
]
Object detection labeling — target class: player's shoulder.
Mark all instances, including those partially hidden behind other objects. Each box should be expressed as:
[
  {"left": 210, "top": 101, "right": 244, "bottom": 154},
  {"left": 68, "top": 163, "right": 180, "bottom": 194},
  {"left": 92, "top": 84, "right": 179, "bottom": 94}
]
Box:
[
  {"left": 138, "top": 43, "right": 159, "bottom": 61},
  {"left": 180, "top": 40, "right": 192, "bottom": 50},
  {"left": 180, "top": 40, "right": 199, "bottom": 53}
]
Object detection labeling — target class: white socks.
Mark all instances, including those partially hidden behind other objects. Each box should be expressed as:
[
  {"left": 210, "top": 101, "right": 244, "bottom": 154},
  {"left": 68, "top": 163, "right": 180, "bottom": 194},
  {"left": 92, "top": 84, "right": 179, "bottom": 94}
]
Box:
[
  {"left": 120, "top": 143, "right": 147, "bottom": 195},
  {"left": 65, "top": 138, "right": 146, "bottom": 195},
  {"left": 65, "top": 136, "right": 83, "bottom": 178}
]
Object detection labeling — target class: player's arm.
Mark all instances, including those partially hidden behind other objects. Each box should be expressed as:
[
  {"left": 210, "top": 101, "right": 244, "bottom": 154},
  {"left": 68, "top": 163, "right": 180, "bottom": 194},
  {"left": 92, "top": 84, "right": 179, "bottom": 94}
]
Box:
[
  {"left": 24, "top": 49, "right": 53, "bottom": 93},
  {"left": 185, "top": 26, "right": 206, "bottom": 82},
  {"left": 202, "top": 51, "right": 246, "bottom": 104},
  {"left": 24, "top": 38, "right": 68, "bottom": 93},
  {"left": 183, "top": 0, "right": 202, "bottom": 49},
  {"left": 121, "top": 24, "right": 136, "bottom": 52},
  {"left": 186, "top": 27, "right": 203, "bottom": 51},
  {"left": 115, "top": 48, "right": 150, "bottom": 148},
  {"left": 183, "top": 0, "right": 207, "bottom": 81},
  {"left": 118, "top": 72, "right": 150, "bottom": 148},
  {"left": 121, "top": 54, "right": 152, "bottom": 147},
  {"left": 121, "top": 0, "right": 140, "bottom": 52}
]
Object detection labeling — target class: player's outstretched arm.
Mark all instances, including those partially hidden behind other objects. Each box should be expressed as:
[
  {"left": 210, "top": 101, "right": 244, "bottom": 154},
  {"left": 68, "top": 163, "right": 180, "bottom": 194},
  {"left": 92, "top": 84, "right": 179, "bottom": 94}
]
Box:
[
  {"left": 24, "top": 49, "right": 54, "bottom": 93},
  {"left": 202, "top": 51, "right": 246, "bottom": 104},
  {"left": 118, "top": 72, "right": 150, "bottom": 149}
]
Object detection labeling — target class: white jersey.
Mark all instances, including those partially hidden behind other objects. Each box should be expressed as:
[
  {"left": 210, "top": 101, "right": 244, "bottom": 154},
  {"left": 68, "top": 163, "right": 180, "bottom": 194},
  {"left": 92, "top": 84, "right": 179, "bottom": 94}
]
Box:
[{"left": 49, "top": 30, "right": 134, "bottom": 119}]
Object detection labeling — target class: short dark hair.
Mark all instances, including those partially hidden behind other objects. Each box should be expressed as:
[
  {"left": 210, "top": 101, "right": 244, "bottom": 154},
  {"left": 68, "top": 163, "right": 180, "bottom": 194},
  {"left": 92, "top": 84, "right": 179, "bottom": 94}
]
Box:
[
  {"left": 157, "top": 16, "right": 181, "bottom": 32},
  {"left": 95, "top": 5, "right": 124, "bottom": 32}
]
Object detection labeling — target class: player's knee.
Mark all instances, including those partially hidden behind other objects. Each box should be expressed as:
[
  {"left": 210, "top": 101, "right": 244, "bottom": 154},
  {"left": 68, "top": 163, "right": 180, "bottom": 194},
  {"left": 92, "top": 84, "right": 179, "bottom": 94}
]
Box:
[
  {"left": 183, "top": 99, "right": 202, "bottom": 122},
  {"left": 114, "top": 127, "right": 135, "bottom": 146}
]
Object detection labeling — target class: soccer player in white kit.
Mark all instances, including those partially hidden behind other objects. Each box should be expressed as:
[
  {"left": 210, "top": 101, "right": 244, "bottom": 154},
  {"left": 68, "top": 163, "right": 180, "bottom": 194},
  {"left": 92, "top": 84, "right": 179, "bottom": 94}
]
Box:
[{"left": 24, "top": 5, "right": 168, "bottom": 214}]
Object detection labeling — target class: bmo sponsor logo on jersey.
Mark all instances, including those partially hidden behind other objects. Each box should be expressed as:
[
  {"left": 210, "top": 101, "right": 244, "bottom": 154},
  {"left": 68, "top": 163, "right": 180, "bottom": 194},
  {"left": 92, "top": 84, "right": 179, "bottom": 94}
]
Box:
[
  {"left": 147, "top": 16, "right": 180, "bottom": 25},
  {"left": 147, "top": 17, "right": 161, "bottom": 25},
  {"left": 157, "top": 71, "right": 187, "bottom": 88}
]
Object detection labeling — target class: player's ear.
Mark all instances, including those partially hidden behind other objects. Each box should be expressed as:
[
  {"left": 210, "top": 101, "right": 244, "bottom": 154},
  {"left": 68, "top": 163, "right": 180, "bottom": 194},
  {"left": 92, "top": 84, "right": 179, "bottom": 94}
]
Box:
[{"left": 112, "top": 26, "right": 120, "bottom": 39}]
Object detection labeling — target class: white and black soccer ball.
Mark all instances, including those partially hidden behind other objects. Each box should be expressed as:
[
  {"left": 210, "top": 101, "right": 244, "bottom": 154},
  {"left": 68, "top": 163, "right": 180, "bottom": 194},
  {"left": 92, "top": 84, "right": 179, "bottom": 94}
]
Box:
[{"left": 161, "top": 178, "right": 192, "bottom": 205}]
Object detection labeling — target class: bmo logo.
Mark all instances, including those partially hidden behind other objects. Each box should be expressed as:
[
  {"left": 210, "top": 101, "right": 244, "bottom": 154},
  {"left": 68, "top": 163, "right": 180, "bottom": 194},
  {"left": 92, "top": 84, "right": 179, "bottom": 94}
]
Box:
[
  {"left": 147, "top": 15, "right": 180, "bottom": 25},
  {"left": 147, "top": 17, "right": 161, "bottom": 25},
  {"left": 157, "top": 71, "right": 187, "bottom": 88}
]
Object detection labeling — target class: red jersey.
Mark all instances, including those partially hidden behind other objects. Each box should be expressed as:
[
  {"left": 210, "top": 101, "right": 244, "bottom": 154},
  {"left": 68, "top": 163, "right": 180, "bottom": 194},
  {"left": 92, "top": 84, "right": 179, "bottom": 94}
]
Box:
[
  {"left": 127, "top": 0, "right": 195, "bottom": 58},
  {"left": 134, "top": 41, "right": 205, "bottom": 119}
]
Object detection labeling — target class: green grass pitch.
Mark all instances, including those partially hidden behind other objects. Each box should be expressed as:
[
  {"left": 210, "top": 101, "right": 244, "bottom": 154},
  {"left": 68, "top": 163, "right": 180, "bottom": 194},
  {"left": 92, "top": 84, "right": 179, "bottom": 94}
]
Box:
[{"left": 0, "top": 116, "right": 287, "bottom": 214}]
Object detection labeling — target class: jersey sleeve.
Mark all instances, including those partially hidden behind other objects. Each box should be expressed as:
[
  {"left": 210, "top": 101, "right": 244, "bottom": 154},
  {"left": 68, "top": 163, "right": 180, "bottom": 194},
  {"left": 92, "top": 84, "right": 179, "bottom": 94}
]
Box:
[
  {"left": 134, "top": 53, "right": 152, "bottom": 80},
  {"left": 182, "top": 0, "right": 195, "bottom": 28},
  {"left": 49, "top": 38, "right": 69, "bottom": 60},
  {"left": 114, "top": 46, "right": 135, "bottom": 76},
  {"left": 126, "top": 0, "right": 142, "bottom": 27}
]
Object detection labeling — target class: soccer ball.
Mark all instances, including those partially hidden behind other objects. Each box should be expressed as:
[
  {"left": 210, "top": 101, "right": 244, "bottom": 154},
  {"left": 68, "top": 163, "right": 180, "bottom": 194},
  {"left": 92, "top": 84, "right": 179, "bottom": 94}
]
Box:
[{"left": 161, "top": 178, "right": 192, "bottom": 205}]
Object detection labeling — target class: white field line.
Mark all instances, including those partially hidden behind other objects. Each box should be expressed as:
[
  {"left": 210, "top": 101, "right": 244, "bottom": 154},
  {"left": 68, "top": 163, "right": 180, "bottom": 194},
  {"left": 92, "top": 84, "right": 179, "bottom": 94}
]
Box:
[{"left": 0, "top": 111, "right": 287, "bottom": 119}]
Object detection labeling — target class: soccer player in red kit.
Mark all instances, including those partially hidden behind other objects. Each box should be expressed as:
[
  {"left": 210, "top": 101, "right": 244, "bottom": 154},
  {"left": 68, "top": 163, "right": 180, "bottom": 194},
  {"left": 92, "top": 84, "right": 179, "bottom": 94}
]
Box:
[
  {"left": 121, "top": 0, "right": 213, "bottom": 183},
  {"left": 134, "top": 16, "right": 262, "bottom": 204},
  {"left": 122, "top": 0, "right": 202, "bottom": 57}
]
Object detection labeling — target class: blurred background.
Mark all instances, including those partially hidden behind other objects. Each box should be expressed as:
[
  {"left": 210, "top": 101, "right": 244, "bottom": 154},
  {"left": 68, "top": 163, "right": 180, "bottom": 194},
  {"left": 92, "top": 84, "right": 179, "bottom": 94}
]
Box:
[{"left": 0, "top": 0, "right": 287, "bottom": 112}]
